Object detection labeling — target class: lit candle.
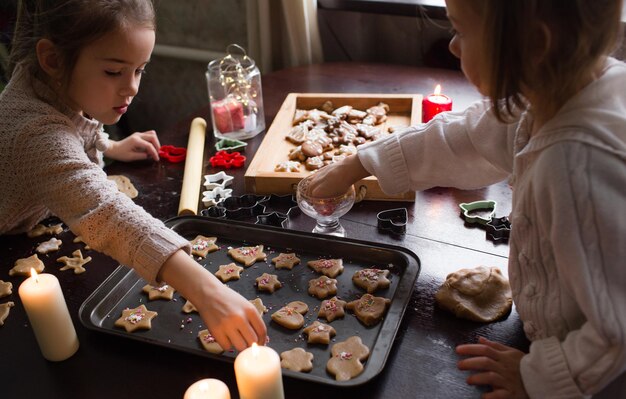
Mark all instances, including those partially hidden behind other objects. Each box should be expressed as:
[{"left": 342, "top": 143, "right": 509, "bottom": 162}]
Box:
[
  {"left": 18, "top": 269, "right": 79, "bottom": 361},
  {"left": 234, "top": 343, "right": 284, "bottom": 399},
  {"left": 422, "top": 84, "right": 453, "bottom": 123},
  {"left": 184, "top": 378, "right": 230, "bottom": 399}
]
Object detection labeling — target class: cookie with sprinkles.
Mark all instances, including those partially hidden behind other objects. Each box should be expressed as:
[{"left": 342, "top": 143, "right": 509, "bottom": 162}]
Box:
[
  {"left": 190, "top": 235, "right": 218, "bottom": 258},
  {"left": 302, "top": 320, "right": 336, "bottom": 344},
  {"left": 280, "top": 348, "right": 314, "bottom": 372},
  {"left": 347, "top": 293, "right": 391, "bottom": 327},
  {"left": 326, "top": 336, "right": 370, "bottom": 381},
  {"left": 256, "top": 273, "right": 282, "bottom": 293},
  {"left": 271, "top": 301, "right": 309, "bottom": 329},
  {"left": 271, "top": 252, "right": 300, "bottom": 270},
  {"left": 307, "top": 258, "right": 344, "bottom": 278},
  {"left": 142, "top": 284, "right": 176, "bottom": 300},
  {"left": 215, "top": 263, "right": 244, "bottom": 282},
  {"left": 352, "top": 268, "right": 391, "bottom": 294},
  {"left": 228, "top": 245, "right": 266, "bottom": 267},
  {"left": 249, "top": 298, "right": 268, "bottom": 315},
  {"left": 318, "top": 296, "right": 347, "bottom": 322},
  {"left": 307, "top": 275, "right": 338, "bottom": 299},
  {"left": 114, "top": 304, "right": 157, "bottom": 332},
  {"left": 198, "top": 329, "right": 224, "bottom": 354}
]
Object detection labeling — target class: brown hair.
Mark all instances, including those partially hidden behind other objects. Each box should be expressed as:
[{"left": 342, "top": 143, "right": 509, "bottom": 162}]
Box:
[
  {"left": 8, "top": 0, "right": 155, "bottom": 83},
  {"left": 471, "top": 0, "right": 624, "bottom": 122}
]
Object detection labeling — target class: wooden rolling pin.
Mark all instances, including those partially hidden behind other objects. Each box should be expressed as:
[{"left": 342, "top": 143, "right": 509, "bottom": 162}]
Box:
[{"left": 178, "top": 117, "right": 207, "bottom": 216}]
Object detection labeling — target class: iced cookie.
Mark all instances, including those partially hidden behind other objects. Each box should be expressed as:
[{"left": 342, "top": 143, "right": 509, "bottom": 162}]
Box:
[
  {"left": 308, "top": 276, "right": 338, "bottom": 299},
  {"left": 36, "top": 237, "right": 62, "bottom": 254},
  {"left": 57, "top": 249, "right": 92, "bottom": 274},
  {"left": 9, "top": 254, "right": 45, "bottom": 277},
  {"left": 307, "top": 258, "right": 344, "bottom": 278},
  {"left": 271, "top": 253, "right": 300, "bottom": 270},
  {"left": 318, "top": 296, "right": 347, "bottom": 322},
  {"left": 228, "top": 245, "right": 266, "bottom": 267},
  {"left": 73, "top": 235, "right": 91, "bottom": 250},
  {"left": 215, "top": 263, "right": 244, "bottom": 282},
  {"left": 256, "top": 273, "right": 282, "bottom": 293},
  {"left": 280, "top": 348, "right": 314, "bottom": 372},
  {"left": 190, "top": 235, "right": 218, "bottom": 258},
  {"left": 198, "top": 329, "right": 224, "bottom": 354},
  {"left": 347, "top": 294, "right": 391, "bottom": 327},
  {"left": 114, "top": 304, "right": 157, "bottom": 332},
  {"left": 182, "top": 300, "right": 198, "bottom": 314},
  {"left": 249, "top": 298, "right": 268, "bottom": 316},
  {"left": 271, "top": 301, "right": 309, "bottom": 330},
  {"left": 435, "top": 266, "right": 512, "bottom": 322},
  {"left": 302, "top": 321, "right": 336, "bottom": 345},
  {"left": 27, "top": 223, "right": 63, "bottom": 238},
  {"left": 142, "top": 284, "right": 176, "bottom": 300},
  {"left": 0, "top": 280, "right": 13, "bottom": 299},
  {"left": 326, "top": 336, "right": 370, "bottom": 381},
  {"left": 108, "top": 175, "right": 138, "bottom": 198},
  {"left": 0, "top": 302, "right": 14, "bottom": 326},
  {"left": 352, "top": 268, "right": 391, "bottom": 294}
]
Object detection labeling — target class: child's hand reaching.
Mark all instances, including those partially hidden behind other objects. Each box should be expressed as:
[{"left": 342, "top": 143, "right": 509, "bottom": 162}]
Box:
[
  {"left": 456, "top": 337, "right": 528, "bottom": 399},
  {"left": 104, "top": 130, "right": 161, "bottom": 162},
  {"left": 305, "top": 154, "right": 370, "bottom": 198}
]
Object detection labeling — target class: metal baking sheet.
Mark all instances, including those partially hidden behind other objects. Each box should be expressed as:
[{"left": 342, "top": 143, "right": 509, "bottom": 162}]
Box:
[{"left": 79, "top": 216, "right": 420, "bottom": 387}]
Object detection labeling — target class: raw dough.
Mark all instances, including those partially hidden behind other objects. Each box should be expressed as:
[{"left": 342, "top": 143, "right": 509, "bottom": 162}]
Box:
[
  {"left": 27, "top": 223, "right": 63, "bottom": 238},
  {"left": 215, "top": 263, "right": 244, "bottom": 282},
  {"left": 271, "top": 301, "right": 308, "bottom": 329},
  {"left": 307, "top": 276, "right": 338, "bottom": 299},
  {"left": 0, "top": 302, "right": 14, "bottom": 326},
  {"left": 114, "top": 304, "right": 157, "bottom": 332},
  {"left": 36, "top": 237, "right": 62, "bottom": 254},
  {"left": 57, "top": 249, "right": 92, "bottom": 274},
  {"left": 271, "top": 253, "right": 301, "bottom": 270},
  {"left": 198, "top": 329, "right": 224, "bottom": 354},
  {"left": 347, "top": 294, "right": 390, "bottom": 327},
  {"left": 228, "top": 245, "right": 266, "bottom": 267},
  {"left": 352, "top": 268, "right": 391, "bottom": 294},
  {"left": 9, "top": 254, "right": 45, "bottom": 276},
  {"left": 318, "top": 296, "right": 347, "bottom": 322},
  {"left": 256, "top": 273, "right": 282, "bottom": 293},
  {"left": 190, "top": 235, "right": 218, "bottom": 258},
  {"left": 302, "top": 321, "right": 336, "bottom": 344},
  {"left": 280, "top": 348, "right": 314, "bottom": 372},
  {"left": 0, "top": 280, "right": 13, "bottom": 298},
  {"left": 307, "top": 258, "right": 344, "bottom": 278},
  {"left": 326, "top": 336, "right": 370, "bottom": 381},
  {"left": 107, "top": 175, "right": 138, "bottom": 198},
  {"left": 142, "top": 284, "right": 176, "bottom": 300}
]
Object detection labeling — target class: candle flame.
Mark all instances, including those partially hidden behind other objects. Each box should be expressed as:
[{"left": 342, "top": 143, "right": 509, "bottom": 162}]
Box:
[
  {"left": 251, "top": 342, "right": 259, "bottom": 358},
  {"left": 30, "top": 267, "right": 39, "bottom": 282},
  {"left": 434, "top": 84, "right": 442, "bottom": 95}
]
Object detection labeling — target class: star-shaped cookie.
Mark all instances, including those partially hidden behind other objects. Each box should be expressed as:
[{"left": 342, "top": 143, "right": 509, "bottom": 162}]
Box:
[
  {"left": 190, "top": 235, "right": 219, "bottom": 258},
  {"left": 256, "top": 273, "right": 282, "bottom": 293},
  {"left": 57, "top": 249, "right": 92, "bottom": 274},
  {"left": 198, "top": 329, "right": 224, "bottom": 354},
  {"left": 9, "top": 254, "right": 45, "bottom": 276},
  {"left": 228, "top": 245, "right": 266, "bottom": 267},
  {"left": 326, "top": 336, "right": 370, "bottom": 381},
  {"left": 302, "top": 320, "right": 336, "bottom": 344},
  {"left": 271, "top": 253, "right": 300, "bottom": 270},
  {"left": 142, "top": 284, "right": 176, "bottom": 300},
  {"left": 249, "top": 298, "right": 268, "bottom": 316},
  {"left": 280, "top": 348, "right": 314, "bottom": 372},
  {"left": 308, "top": 276, "right": 338, "bottom": 299},
  {"left": 307, "top": 258, "right": 344, "bottom": 278},
  {"left": 114, "top": 304, "right": 157, "bottom": 332},
  {"left": 182, "top": 300, "right": 198, "bottom": 313},
  {"left": 347, "top": 294, "right": 391, "bottom": 326},
  {"left": 318, "top": 296, "right": 347, "bottom": 322},
  {"left": 0, "top": 302, "right": 15, "bottom": 326},
  {"left": 215, "top": 263, "right": 244, "bottom": 282},
  {"left": 27, "top": 223, "right": 63, "bottom": 238},
  {"left": 0, "top": 280, "right": 13, "bottom": 299},
  {"left": 352, "top": 268, "right": 391, "bottom": 293}
]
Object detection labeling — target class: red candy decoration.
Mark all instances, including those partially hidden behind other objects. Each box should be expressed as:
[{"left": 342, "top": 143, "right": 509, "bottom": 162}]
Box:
[{"left": 209, "top": 150, "right": 246, "bottom": 169}]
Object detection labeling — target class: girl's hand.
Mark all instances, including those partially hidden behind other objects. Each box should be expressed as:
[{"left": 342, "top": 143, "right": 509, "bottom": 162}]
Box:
[
  {"left": 456, "top": 337, "right": 528, "bottom": 399},
  {"left": 104, "top": 130, "right": 161, "bottom": 162},
  {"left": 306, "top": 155, "right": 370, "bottom": 198}
]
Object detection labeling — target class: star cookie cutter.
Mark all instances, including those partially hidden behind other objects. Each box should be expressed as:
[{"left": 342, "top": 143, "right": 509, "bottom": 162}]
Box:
[
  {"left": 256, "top": 212, "right": 289, "bottom": 228},
  {"left": 459, "top": 200, "right": 497, "bottom": 226},
  {"left": 215, "top": 138, "right": 248, "bottom": 152},
  {"left": 199, "top": 206, "right": 227, "bottom": 219},
  {"left": 377, "top": 208, "right": 408, "bottom": 235},
  {"left": 485, "top": 216, "right": 511, "bottom": 243},
  {"left": 158, "top": 145, "right": 187, "bottom": 163},
  {"left": 202, "top": 187, "right": 233, "bottom": 207},
  {"left": 258, "top": 194, "right": 301, "bottom": 218},
  {"left": 203, "top": 171, "right": 234, "bottom": 190}
]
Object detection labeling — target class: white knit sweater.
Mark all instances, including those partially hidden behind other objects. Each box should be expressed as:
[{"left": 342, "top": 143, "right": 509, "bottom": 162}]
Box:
[
  {"left": 358, "top": 58, "right": 626, "bottom": 397},
  {"left": 0, "top": 65, "right": 190, "bottom": 284}
]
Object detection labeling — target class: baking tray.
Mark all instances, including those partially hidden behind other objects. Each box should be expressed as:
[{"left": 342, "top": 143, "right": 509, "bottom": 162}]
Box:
[{"left": 79, "top": 216, "right": 420, "bottom": 387}]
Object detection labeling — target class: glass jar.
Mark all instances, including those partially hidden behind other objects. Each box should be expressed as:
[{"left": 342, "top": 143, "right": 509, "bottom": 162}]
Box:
[{"left": 206, "top": 44, "right": 265, "bottom": 140}]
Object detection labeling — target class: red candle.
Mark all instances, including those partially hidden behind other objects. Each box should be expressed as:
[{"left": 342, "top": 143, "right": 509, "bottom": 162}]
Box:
[{"left": 422, "top": 84, "right": 452, "bottom": 123}]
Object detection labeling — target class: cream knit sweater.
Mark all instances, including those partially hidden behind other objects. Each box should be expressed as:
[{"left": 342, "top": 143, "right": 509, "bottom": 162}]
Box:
[{"left": 0, "top": 65, "right": 189, "bottom": 284}]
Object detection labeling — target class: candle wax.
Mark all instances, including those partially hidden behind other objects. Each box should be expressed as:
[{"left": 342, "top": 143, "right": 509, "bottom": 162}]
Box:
[
  {"left": 234, "top": 344, "right": 284, "bottom": 399},
  {"left": 184, "top": 378, "right": 230, "bottom": 399},
  {"left": 422, "top": 91, "right": 453, "bottom": 123}
]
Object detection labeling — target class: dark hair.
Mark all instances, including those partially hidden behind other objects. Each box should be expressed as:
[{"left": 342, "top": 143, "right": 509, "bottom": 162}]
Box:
[
  {"left": 8, "top": 0, "right": 155, "bottom": 82},
  {"left": 473, "top": 0, "right": 624, "bottom": 121}
]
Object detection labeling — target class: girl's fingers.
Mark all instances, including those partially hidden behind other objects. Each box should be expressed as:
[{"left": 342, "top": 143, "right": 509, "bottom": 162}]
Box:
[
  {"left": 211, "top": 329, "right": 233, "bottom": 352},
  {"left": 248, "top": 310, "right": 267, "bottom": 345},
  {"left": 237, "top": 320, "right": 260, "bottom": 348},
  {"left": 467, "top": 370, "right": 506, "bottom": 388},
  {"left": 228, "top": 329, "right": 248, "bottom": 352},
  {"left": 478, "top": 336, "right": 511, "bottom": 351},
  {"left": 458, "top": 356, "right": 500, "bottom": 372}
]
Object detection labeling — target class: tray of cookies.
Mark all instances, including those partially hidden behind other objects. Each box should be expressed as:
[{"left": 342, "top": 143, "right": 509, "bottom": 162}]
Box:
[
  {"left": 244, "top": 93, "right": 422, "bottom": 201},
  {"left": 79, "top": 216, "right": 420, "bottom": 386}
]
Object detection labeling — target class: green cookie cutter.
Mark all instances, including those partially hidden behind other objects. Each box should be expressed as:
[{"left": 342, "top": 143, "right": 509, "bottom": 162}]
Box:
[
  {"left": 459, "top": 200, "right": 497, "bottom": 225},
  {"left": 214, "top": 138, "right": 248, "bottom": 152}
]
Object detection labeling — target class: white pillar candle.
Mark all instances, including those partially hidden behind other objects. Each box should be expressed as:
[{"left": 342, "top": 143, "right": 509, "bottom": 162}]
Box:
[
  {"left": 184, "top": 378, "right": 230, "bottom": 399},
  {"left": 234, "top": 343, "right": 284, "bottom": 399},
  {"left": 18, "top": 269, "right": 79, "bottom": 361}
]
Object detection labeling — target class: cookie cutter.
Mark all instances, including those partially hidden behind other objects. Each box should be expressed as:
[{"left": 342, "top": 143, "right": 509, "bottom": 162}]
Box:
[
  {"left": 209, "top": 150, "right": 246, "bottom": 169},
  {"left": 203, "top": 171, "right": 234, "bottom": 190},
  {"left": 201, "top": 187, "right": 233, "bottom": 207},
  {"left": 258, "top": 194, "right": 301, "bottom": 218},
  {"left": 255, "top": 212, "right": 288, "bottom": 228},
  {"left": 377, "top": 208, "right": 408, "bottom": 235},
  {"left": 199, "top": 206, "right": 226, "bottom": 219},
  {"left": 215, "top": 138, "right": 248, "bottom": 152},
  {"left": 459, "top": 200, "right": 497, "bottom": 225},
  {"left": 219, "top": 194, "right": 268, "bottom": 219},
  {"left": 158, "top": 145, "right": 187, "bottom": 163},
  {"left": 485, "top": 216, "right": 511, "bottom": 243}
]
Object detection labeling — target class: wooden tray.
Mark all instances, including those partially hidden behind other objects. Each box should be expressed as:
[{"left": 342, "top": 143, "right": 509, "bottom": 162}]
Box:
[{"left": 245, "top": 93, "right": 422, "bottom": 201}]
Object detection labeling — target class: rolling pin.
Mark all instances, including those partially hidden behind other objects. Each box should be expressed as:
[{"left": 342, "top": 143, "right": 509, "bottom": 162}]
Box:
[{"left": 178, "top": 117, "right": 207, "bottom": 216}]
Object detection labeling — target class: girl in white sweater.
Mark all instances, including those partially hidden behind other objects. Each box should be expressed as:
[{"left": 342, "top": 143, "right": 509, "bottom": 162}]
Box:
[
  {"left": 0, "top": 0, "right": 265, "bottom": 351},
  {"left": 307, "top": 0, "right": 626, "bottom": 397}
]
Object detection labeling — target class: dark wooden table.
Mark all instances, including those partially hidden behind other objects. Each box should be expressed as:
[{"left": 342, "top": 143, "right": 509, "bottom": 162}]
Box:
[{"left": 0, "top": 62, "right": 528, "bottom": 399}]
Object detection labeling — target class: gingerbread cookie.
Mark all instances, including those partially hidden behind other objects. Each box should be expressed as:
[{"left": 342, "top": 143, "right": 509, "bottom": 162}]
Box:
[
  {"left": 182, "top": 300, "right": 198, "bottom": 314},
  {"left": 307, "top": 258, "right": 344, "bottom": 278},
  {"left": 352, "top": 268, "right": 391, "bottom": 294},
  {"left": 0, "top": 302, "right": 15, "bottom": 326},
  {"left": 142, "top": 284, "right": 176, "bottom": 300},
  {"left": 190, "top": 235, "right": 218, "bottom": 258},
  {"left": 318, "top": 296, "right": 347, "bottom": 322},
  {"left": 280, "top": 348, "right": 314, "bottom": 372},
  {"left": 302, "top": 321, "right": 336, "bottom": 345},
  {"left": 198, "top": 329, "right": 224, "bottom": 354},
  {"left": 0, "top": 280, "right": 13, "bottom": 299},
  {"left": 256, "top": 273, "right": 282, "bottom": 293},
  {"left": 249, "top": 298, "right": 268, "bottom": 316},
  {"left": 271, "top": 253, "right": 301, "bottom": 270},
  {"left": 36, "top": 237, "right": 62, "bottom": 254},
  {"left": 326, "top": 336, "right": 370, "bottom": 381},
  {"left": 108, "top": 175, "right": 138, "bottom": 198},
  {"left": 228, "top": 245, "right": 266, "bottom": 267},
  {"left": 9, "top": 254, "right": 45, "bottom": 277},
  {"left": 308, "top": 276, "right": 338, "bottom": 299},
  {"left": 271, "top": 301, "right": 308, "bottom": 330},
  {"left": 215, "top": 263, "right": 244, "bottom": 282},
  {"left": 73, "top": 235, "right": 91, "bottom": 250},
  {"left": 57, "top": 249, "right": 92, "bottom": 274},
  {"left": 114, "top": 304, "right": 157, "bottom": 332},
  {"left": 347, "top": 294, "right": 391, "bottom": 327},
  {"left": 27, "top": 223, "right": 63, "bottom": 238}
]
